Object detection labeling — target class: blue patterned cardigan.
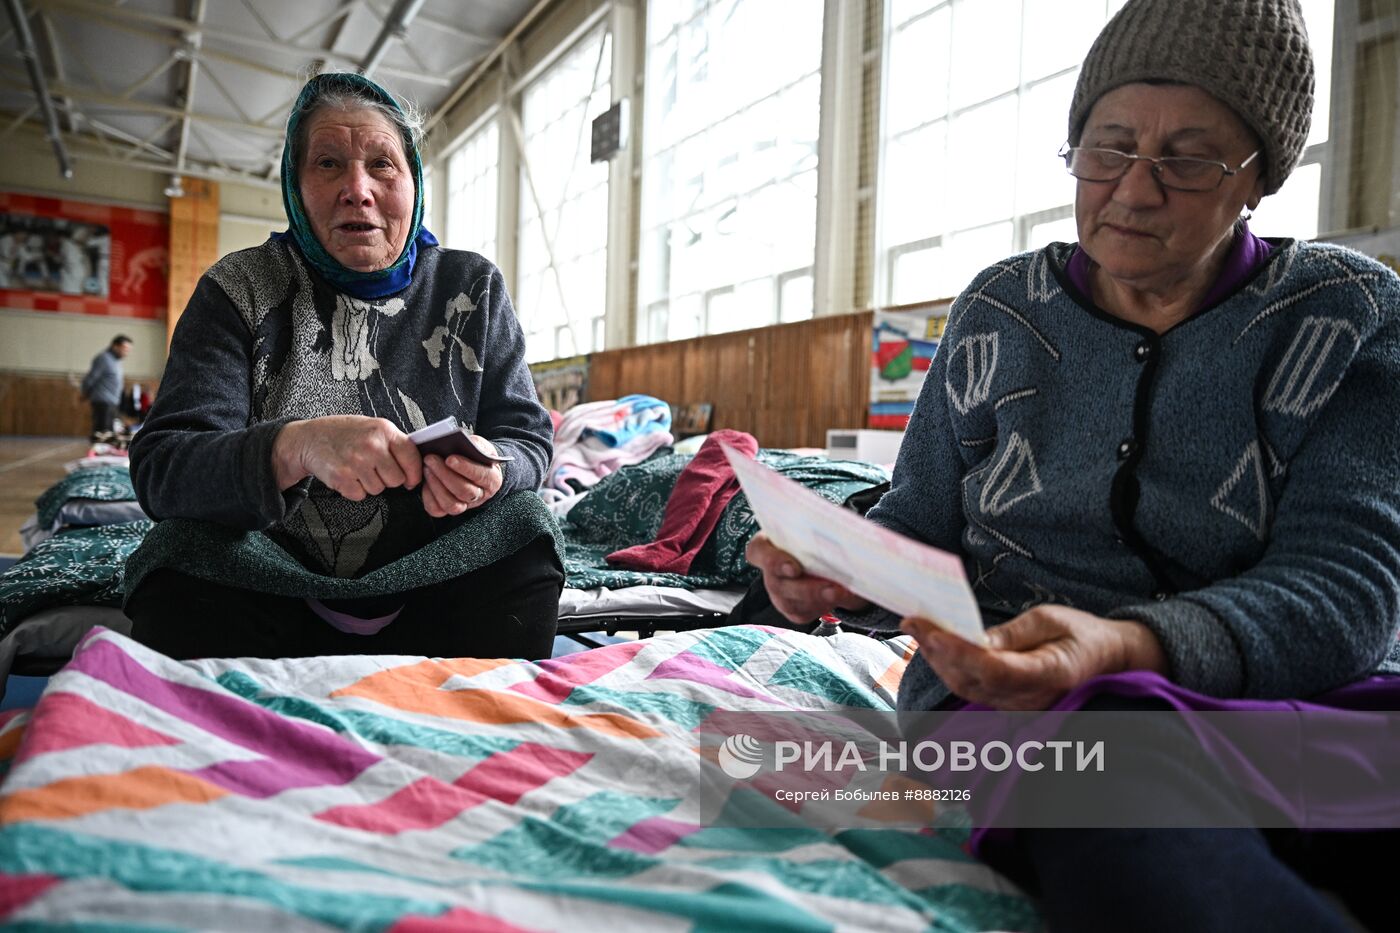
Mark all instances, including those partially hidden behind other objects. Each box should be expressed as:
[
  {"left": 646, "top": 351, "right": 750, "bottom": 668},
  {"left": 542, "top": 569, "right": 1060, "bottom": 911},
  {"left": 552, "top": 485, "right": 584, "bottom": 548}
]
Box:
[{"left": 868, "top": 240, "right": 1400, "bottom": 711}]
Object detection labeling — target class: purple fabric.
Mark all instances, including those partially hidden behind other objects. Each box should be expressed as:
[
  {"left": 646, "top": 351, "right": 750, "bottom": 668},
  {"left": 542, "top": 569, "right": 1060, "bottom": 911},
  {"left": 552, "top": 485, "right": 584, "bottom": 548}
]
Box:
[
  {"left": 610, "top": 816, "right": 703, "bottom": 854},
  {"left": 1041, "top": 669, "right": 1400, "bottom": 715},
  {"left": 306, "top": 598, "right": 402, "bottom": 636},
  {"left": 1066, "top": 222, "right": 1272, "bottom": 314},
  {"left": 964, "top": 671, "right": 1400, "bottom": 856},
  {"left": 66, "top": 634, "right": 381, "bottom": 793},
  {"left": 645, "top": 652, "right": 774, "bottom": 702}
]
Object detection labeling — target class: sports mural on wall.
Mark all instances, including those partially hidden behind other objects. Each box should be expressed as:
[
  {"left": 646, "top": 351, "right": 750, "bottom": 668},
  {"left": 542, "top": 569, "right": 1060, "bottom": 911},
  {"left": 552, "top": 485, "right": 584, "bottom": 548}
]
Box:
[{"left": 0, "top": 192, "right": 168, "bottom": 320}]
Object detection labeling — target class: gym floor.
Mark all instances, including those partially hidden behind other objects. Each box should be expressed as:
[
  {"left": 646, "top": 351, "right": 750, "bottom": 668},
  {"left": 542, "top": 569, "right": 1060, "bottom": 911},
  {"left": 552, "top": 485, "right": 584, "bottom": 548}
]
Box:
[
  {"left": 0, "top": 436, "right": 89, "bottom": 558},
  {"left": 0, "top": 437, "right": 90, "bottom": 710}
]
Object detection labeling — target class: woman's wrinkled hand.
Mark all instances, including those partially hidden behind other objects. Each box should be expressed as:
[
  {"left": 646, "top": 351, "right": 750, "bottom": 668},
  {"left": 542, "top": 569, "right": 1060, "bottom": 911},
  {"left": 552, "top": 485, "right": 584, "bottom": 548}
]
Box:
[
  {"left": 273, "top": 415, "right": 422, "bottom": 500},
  {"left": 420, "top": 436, "right": 504, "bottom": 518},
  {"left": 900, "top": 604, "right": 1168, "bottom": 710},
  {"left": 745, "top": 532, "right": 870, "bottom": 626}
]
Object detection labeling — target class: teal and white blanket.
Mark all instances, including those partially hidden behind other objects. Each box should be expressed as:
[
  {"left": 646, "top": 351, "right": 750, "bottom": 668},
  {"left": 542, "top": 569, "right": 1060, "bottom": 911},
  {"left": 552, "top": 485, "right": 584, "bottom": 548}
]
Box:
[
  {"left": 0, "top": 626, "right": 1034, "bottom": 930},
  {"left": 0, "top": 522, "right": 151, "bottom": 635},
  {"left": 32, "top": 465, "right": 135, "bottom": 531}
]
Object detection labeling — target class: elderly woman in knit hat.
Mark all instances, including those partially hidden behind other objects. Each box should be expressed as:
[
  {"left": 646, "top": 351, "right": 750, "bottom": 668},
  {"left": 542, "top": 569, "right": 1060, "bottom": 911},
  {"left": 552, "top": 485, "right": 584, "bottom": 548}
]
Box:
[
  {"left": 124, "top": 73, "right": 562, "bottom": 661},
  {"left": 750, "top": 0, "right": 1400, "bottom": 928}
]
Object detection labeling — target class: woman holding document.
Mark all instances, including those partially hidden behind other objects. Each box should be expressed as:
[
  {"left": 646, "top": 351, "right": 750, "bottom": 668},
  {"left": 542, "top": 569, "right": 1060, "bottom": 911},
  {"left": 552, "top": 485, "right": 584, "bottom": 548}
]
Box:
[
  {"left": 125, "top": 73, "right": 561, "bottom": 661},
  {"left": 748, "top": 0, "right": 1400, "bottom": 929}
]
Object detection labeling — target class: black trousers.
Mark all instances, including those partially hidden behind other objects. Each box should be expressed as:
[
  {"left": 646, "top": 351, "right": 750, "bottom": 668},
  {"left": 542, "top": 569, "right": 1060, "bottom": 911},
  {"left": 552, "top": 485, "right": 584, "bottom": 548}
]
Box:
[
  {"left": 126, "top": 534, "right": 563, "bottom": 661},
  {"left": 90, "top": 400, "right": 116, "bottom": 438}
]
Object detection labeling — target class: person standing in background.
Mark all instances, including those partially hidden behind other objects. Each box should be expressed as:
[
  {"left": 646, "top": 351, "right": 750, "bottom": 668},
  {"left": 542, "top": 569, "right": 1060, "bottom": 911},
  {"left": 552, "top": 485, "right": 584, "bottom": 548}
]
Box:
[{"left": 80, "top": 334, "right": 132, "bottom": 440}]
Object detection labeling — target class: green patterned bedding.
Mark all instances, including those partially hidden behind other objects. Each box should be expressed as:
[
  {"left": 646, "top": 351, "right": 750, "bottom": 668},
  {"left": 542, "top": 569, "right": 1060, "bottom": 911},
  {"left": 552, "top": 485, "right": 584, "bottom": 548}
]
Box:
[
  {"left": 32, "top": 465, "right": 135, "bottom": 530},
  {"left": 0, "top": 451, "right": 889, "bottom": 632},
  {"left": 561, "top": 451, "right": 889, "bottom": 590},
  {"left": 0, "top": 521, "right": 152, "bottom": 635}
]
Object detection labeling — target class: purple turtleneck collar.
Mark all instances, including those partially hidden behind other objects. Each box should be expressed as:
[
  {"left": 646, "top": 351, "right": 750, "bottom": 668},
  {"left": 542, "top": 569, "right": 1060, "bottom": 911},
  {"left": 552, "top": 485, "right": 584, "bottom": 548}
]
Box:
[{"left": 1066, "top": 222, "right": 1272, "bottom": 317}]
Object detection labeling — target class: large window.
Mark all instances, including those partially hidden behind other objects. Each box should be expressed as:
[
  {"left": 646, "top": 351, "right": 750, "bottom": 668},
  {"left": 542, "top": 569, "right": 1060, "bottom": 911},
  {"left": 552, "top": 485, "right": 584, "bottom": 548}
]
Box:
[
  {"left": 517, "top": 27, "right": 613, "bottom": 363},
  {"left": 877, "top": 0, "right": 1334, "bottom": 306},
  {"left": 637, "top": 0, "right": 824, "bottom": 343},
  {"left": 444, "top": 118, "right": 499, "bottom": 261},
  {"left": 1248, "top": 0, "right": 1335, "bottom": 239},
  {"left": 878, "top": 0, "right": 1119, "bottom": 305}
]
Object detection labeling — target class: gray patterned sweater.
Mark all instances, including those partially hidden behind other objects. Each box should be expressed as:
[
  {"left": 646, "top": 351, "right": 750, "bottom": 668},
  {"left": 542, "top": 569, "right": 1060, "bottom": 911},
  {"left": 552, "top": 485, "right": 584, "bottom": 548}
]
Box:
[
  {"left": 869, "top": 240, "right": 1400, "bottom": 710},
  {"left": 126, "top": 239, "right": 557, "bottom": 598}
]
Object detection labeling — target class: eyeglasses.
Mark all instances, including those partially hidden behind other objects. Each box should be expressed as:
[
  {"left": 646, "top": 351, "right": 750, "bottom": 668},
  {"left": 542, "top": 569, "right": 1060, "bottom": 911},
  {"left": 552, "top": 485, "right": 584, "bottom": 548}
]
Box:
[{"left": 1059, "top": 145, "right": 1261, "bottom": 192}]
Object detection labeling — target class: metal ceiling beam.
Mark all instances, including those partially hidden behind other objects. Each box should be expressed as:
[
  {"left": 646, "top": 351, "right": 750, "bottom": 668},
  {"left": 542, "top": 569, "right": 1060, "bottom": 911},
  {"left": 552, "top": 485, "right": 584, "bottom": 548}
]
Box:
[
  {"left": 198, "top": 57, "right": 255, "bottom": 125},
  {"left": 425, "top": 0, "right": 556, "bottom": 134},
  {"left": 360, "top": 0, "right": 425, "bottom": 78},
  {"left": 31, "top": 0, "right": 448, "bottom": 86},
  {"left": 35, "top": 10, "right": 76, "bottom": 132},
  {"left": 24, "top": 8, "right": 309, "bottom": 84},
  {"left": 116, "top": 50, "right": 182, "bottom": 102},
  {"left": 82, "top": 114, "right": 174, "bottom": 160},
  {"left": 364, "top": 0, "right": 491, "bottom": 44},
  {"left": 7, "top": 122, "right": 282, "bottom": 190},
  {"left": 121, "top": 114, "right": 178, "bottom": 163},
  {"left": 4, "top": 0, "right": 72, "bottom": 177},
  {"left": 68, "top": 148, "right": 282, "bottom": 190},
  {"left": 188, "top": 122, "right": 233, "bottom": 173},
  {"left": 0, "top": 75, "right": 286, "bottom": 135},
  {"left": 0, "top": 102, "right": 37, "bottom": 139},
  {"left": 237, "top": 0, "right": 279, "bottom": 42},
  {"left": 173, "top": 0, "right": 206, "bottom": 176},
  {"left": 286, "top": 0, "right": 356, "bottom": 47}
]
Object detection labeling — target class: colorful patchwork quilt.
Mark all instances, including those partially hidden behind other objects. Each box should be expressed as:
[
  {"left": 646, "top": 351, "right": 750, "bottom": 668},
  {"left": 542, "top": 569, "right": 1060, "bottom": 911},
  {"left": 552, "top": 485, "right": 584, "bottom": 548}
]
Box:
[{"left": 0, "top": 626, "right": 1034, "bottom": 931}]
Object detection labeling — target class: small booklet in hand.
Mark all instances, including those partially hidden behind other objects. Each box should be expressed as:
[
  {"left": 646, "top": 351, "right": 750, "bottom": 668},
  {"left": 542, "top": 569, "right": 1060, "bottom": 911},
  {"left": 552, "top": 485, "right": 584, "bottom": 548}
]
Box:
[{"left": 409, "top": 417, "right": 514, "bottom": 466}]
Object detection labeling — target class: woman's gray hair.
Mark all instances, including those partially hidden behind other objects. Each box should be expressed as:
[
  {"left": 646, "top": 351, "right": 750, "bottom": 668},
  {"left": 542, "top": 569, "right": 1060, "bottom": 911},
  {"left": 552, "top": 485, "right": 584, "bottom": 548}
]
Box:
[{"left": 290, "top": 81, "right": 424, "bottom": 170}]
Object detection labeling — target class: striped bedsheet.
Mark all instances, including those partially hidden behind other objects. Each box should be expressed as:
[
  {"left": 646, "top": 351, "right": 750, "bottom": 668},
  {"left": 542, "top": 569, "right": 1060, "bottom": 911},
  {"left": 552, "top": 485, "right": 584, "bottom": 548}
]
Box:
[{"left": 0, "top": 626, "right": 1035, "bottom": 931}]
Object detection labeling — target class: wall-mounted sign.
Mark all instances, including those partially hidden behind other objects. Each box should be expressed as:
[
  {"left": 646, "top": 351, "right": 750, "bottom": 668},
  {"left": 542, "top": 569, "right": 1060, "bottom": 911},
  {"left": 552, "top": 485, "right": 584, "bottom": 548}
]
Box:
[
  {"left": 870, "top": 300, "right": 951, "bottom": 429},
  {"left": 0, "top": 192, "right": 168, "bottom": 319}
]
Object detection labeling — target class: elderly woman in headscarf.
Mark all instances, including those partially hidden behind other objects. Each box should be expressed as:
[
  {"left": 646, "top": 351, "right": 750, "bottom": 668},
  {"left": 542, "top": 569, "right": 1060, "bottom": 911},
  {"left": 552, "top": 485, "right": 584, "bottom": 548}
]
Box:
[
  {"left": 749, "top": 0, "right": 1400, "bottom": 929},
  {"left": 124, "top": 73, "right": 562, "bottom": 662}
]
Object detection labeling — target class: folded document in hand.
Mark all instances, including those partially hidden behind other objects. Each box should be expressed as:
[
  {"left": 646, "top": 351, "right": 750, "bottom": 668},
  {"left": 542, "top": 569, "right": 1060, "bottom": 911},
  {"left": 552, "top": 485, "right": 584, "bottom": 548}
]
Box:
[
  {"left": 723, "top": 443, "right": 985, "bottom": 644},
  {"left": 410, "top": 417, "right": 514, "bottom": 465}
]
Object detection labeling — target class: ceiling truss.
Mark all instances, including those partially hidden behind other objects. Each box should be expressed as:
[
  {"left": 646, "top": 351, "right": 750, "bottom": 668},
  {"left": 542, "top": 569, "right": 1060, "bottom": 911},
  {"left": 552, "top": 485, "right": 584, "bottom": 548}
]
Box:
[{"left": 2, "top": 0, "right": 506, "bottom": 191}]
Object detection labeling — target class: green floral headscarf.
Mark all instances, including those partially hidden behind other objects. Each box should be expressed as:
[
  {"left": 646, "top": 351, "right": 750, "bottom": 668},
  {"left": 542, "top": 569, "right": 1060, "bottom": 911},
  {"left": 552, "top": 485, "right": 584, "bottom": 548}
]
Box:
[{"left": 277, "top": 72, "right": 430, "bottom": 299}]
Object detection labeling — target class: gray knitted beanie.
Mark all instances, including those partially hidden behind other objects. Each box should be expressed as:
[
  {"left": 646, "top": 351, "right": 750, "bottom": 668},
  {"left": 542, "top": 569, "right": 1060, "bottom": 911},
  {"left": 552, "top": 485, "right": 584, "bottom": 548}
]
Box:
[{"left": 1068, "top": 0, "right": 1315, "bottom": 196}]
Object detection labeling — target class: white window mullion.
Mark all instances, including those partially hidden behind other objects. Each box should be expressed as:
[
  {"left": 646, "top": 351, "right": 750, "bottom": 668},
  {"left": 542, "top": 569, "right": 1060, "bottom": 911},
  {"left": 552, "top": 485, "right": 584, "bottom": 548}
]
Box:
[{"left": 638, "top": 0, "right": 826, "bottom": 343}]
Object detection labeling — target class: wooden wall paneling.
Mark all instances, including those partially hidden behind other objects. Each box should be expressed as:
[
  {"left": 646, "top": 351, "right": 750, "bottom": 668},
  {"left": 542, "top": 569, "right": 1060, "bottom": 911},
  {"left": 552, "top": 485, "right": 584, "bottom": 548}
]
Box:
[
  {"left": 680, "top": 338, "right": 719, "bottom": 428},
  {"left": 166, "top": 178, "right": 222, "bottom": 346},
  {"left": 0, "top": 373, "right": 88, "bottom": 436},
  {"left": 587, "top": 351, "right": 621, "bottom": 401},
  {"left": 816, "top": 310, "right": 872, "bottom": 433},
  {"left": 0, "top": 372, "right": 163, "bottom": 437},
  {"left": 777, "top": 319, "right": 825, "bottom": 444},
  {"left": 717, "top": 332, "right": 758, "bottom": 438},
  {"left": 647, "top": 342, "right": 685, "bottom": 407},
  {"left": 572, "top": 309, "right": 875, "bottom": 448},
  {"left": 618, "top": 349, "right": 648, "bottom": 402}
]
